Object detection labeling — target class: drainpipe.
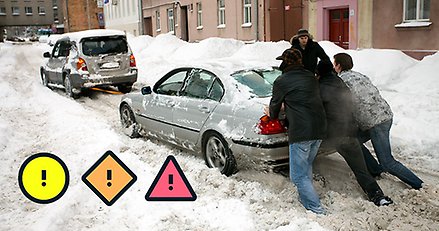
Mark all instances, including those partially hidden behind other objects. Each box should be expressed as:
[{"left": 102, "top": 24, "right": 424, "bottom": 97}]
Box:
[
  {"left": 65, "top": 0, "right": 70, "bottom": 32},
  {"left": 86, "top": 0, "right": 91, "bottom": 29},
  {"left": 138, "top": 0, "right": 144, "bottom": 35},
  {"left": 255, "top": 0, "right": 259, "bottom": 41}
]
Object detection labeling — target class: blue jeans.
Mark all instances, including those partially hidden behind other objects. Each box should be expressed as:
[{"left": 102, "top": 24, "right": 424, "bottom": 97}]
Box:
[
  {"left": 289, "top": 140, "right": 325, "bottom": 214},
  {"left": 358, "top": 119, "right": 423, "bottom": 189}
]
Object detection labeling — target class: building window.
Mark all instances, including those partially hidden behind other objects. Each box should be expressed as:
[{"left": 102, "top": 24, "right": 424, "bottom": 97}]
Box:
[
  {"left": 38, "top": 6, "right": 46, "bottom": 15},
  {"left": 156, "top": 10, "right": 161, "bottom": 31},
  {"left": 0, "top": 7, "right": 6, "bottom": 15},
  {"left": 196, "top": 2, "right": 202, "bottom": 28},
  {"left": 25, "top": 6, "right": 32, "bottom": 15},
  {"left": 243, "top": 0, "right": 251, "bottom": 24},
  {"left": 12, "top": 6, "right": 20, "bottom": 15},
  {"left": 217, "top": 0, "right": 225, "bottom": 26},
  {"left": 404, "top": 0, "right": 430, "bottom": 21},
  {"left": 167, "top": 8, "right": 174, "bottom": 33}
]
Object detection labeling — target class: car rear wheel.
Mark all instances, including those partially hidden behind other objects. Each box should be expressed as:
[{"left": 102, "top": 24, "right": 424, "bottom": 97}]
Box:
[
  {"left": 64, "top": 75, "right": 79, "bottom": 99},
  {"left": 118, "top": 84, "right": 133, "bottom": 94},
  {"left": 203, "top": 131, "right": 237, "bottom": 176},
  {"left": 120, "top": 104, "right": 141, "bottom": 138}
]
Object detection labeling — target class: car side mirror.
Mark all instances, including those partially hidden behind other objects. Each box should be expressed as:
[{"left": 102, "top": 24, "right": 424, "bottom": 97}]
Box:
[
  {"left": 141, "top": 86, "right": 152, "bottom": 95},
  {"left": 43, "top": 52, "right": 51, "bottom": 58}
]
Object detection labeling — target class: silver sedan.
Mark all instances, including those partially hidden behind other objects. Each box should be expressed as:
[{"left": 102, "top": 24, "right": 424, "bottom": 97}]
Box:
[{"left": 119, "top": 66, "right": 290, "bottom": 176}]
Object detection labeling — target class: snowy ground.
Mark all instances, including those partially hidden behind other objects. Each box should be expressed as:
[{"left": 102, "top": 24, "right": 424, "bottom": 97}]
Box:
[{"left": 0, "top": 35, "right": 438, "bottom": 230}]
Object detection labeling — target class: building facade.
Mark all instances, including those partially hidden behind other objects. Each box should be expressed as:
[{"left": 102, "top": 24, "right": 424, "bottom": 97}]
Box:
[
  {"left": 62, "top": 0, "right": 104, "bottom": 32},
  {"left": 0, "top": 0, "right": 64, "bottom": 40},
  {"left": 306, "top": 0, "right": 437, "bottom": 59},
  {"left": 103, "top": 0, "right": 142, "bottom": 36},
  {"left": 140, "top": 0, "right": 303, "bottom": 42}
]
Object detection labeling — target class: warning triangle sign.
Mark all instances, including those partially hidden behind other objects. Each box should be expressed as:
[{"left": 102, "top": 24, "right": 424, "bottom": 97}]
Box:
[{"left": 145, "top": 155, "right": 197, "bottom": 201}]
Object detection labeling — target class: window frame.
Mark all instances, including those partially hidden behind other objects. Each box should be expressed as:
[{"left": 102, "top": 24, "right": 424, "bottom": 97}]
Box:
[
  {"left": 25, "top": 6, "right": 33, "bottom": 15},
  {"left": 12, "top": 6, "right": 20, "bottom": 15},
  {"left": 217, "top": 0, "right": 226, "bottom": 27},
  {"left": 403, "top": 0, "right": 430, "bottom": 22},
  {"left": 38, "top": 6, "right": 46, "bottom": 15},
  {"left": 196, "top": 2, "right": 202, "bottom": 28},
  {"left": 0, "top": 7, "right": 6, "bottom": 15},
  {"left": 167, "top": 8, "right": 175, "bottom": 34},
  {"left": 156, "top": 10, "right": 161, "bottom": 32},
  {"left": 243, "top": 0, "right": 251, "bottom": 24}
]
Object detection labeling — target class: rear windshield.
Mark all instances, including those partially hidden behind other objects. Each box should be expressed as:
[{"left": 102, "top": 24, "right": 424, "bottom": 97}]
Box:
[
  {"left": 232, "top": 70, "right": 273, "bottom": 97},
  {"left": 81, "top": 36, "right": 128, "bottom": 56}
]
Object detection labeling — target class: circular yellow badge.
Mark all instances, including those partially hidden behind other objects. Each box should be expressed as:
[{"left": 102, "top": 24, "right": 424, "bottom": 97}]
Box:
[{"left": 18, "top": 153, "right": 69, "bottom": 204}]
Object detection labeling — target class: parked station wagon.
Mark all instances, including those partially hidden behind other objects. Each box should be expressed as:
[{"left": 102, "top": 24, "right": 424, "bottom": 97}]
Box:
[{"left": 40, "top": 29, "right": 137, "bottom": 98}]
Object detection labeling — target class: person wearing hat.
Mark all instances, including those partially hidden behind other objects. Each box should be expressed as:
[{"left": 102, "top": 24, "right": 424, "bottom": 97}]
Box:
[
  {"left": 267, "top": 48, "right": 327, "bottom": 214},
  {"left": 332, "top": 53, "right": 423, "bottom": 190},
  {"left": 316, "top": 60, "right": 393, "bottom": 206},
  {"left": 290, "top": 29, "right": 330, "bottom": 74}
]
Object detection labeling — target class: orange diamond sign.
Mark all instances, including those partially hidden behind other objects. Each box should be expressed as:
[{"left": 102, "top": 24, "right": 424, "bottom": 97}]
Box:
[{"left": 82, "top": 150, "right": 137, "bottom": 206}]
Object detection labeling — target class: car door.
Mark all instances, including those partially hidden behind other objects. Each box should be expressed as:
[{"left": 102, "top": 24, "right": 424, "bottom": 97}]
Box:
[
  {"left": 137, "top": 68, "right": 189, "bottom": 141},
  {"left": 48, "top": 40, "right": 70, "bottom": 84},
  {"left": 173, "top": 69, "right": 224, "bottom": 147},
  {"left": 45, "top": 42, "right": 61, "bottom": 83}
]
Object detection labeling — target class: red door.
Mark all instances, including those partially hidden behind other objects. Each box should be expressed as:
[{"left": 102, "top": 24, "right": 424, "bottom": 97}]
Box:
[{"left": 329, "top": 8, "right": 349, "bottom": 49}]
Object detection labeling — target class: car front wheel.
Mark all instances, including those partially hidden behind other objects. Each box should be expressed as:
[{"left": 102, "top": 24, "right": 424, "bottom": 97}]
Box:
[
  {"left": 203, "top": 131, "right": 237, "bottom": 176},
  {"left": 120, "top": 104, "right": 141, "bottom": 138},
  {"left": 41, "top": 70, "right": 49, "bottom": 87}
]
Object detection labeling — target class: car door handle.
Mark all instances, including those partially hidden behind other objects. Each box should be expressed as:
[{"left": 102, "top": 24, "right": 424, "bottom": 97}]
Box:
[{"left": 198, "top": 105, "right": 210, "bottom": 113}]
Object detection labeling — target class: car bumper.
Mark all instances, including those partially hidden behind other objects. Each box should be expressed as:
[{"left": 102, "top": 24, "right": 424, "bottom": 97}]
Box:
[{"left": 70, "top": 70, "right": 137, "bottom": 89}]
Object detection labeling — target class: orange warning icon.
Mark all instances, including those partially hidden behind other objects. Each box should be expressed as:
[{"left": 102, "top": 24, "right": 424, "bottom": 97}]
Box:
[
  {"left": 145, "top": 155, "right": 196, "bottom": 201},
  {"left": 82, "top": 151, "right": 137, "bottom": 206}
]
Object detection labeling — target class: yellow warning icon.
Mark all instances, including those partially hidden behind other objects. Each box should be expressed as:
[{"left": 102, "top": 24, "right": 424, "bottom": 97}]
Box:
[{"left": 18, "top": 153, "right": 69, "bottom": 204}]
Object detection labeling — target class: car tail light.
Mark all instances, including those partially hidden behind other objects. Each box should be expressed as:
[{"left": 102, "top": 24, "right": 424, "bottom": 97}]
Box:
[
  {"left": 257, "top": 115, "right": 287, "bottom": 135},
  {"left": 77, "top": 57, "right": 88, "bottom": 71},
  {"left": 130, "top": 54, "right": 136, "bottom": 67}
]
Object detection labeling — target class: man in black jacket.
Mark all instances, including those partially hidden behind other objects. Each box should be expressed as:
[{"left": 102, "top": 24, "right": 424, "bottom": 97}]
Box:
[
  {"left": 291, "top": 29, "right": 330, "bottom": 74},
  {"left": 268, "top": 48, "right": 327, "bottom": 214},
  {"left": 317, "top": 60, "right": 393, "bottom": 206}
]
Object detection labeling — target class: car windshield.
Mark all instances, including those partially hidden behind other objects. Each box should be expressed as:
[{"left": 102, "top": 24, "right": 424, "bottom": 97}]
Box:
[
  {"left": 232, "top": 70, "right": 274, "bottom": 97},
  {"left": 258, "top": 68, "right": 282, "bottom": 85},
  {"left": 81, "top": 36, "right": 128, "bottom": 56}
]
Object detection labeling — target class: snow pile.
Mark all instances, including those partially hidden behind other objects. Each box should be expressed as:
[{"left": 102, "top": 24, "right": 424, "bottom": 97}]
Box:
[{"left": 1, "top": 34, "right": 439, "bottom": 231}]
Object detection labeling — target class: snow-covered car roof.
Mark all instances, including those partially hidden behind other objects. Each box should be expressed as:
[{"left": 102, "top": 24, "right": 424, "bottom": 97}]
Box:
[{"left": 57, "top": 29, "right": 126, "bottom": 43}]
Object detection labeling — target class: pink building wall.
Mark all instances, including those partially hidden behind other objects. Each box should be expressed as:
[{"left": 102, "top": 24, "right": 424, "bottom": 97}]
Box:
[{"left": 316, "top": 0, "right": 358, "bottom": 49}]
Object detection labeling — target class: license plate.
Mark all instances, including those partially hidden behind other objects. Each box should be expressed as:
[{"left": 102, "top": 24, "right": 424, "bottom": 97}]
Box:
[{"left": 100, "top": 62, "right": 120, "bottom": 69}]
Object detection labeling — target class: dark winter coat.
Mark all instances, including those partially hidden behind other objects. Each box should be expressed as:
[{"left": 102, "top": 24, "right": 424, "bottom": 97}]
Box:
[
  {"left": 318, "top": 71, "right": 358, "bottom": 138},
  {"left": 291, "top": 37, "right": 330, "bottom": 74},
  {"left": 269, "top": 65, "right": 327, "bottom": 143},
  {"left": 338, "top": 70, "right": 393, "bottom": 130}
]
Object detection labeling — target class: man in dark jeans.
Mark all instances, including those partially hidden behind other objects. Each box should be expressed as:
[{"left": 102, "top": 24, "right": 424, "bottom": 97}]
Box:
[
  {"left": 317, "top": 60, "right": 392, "bottom": 206},
  {"left": 333, "top": 53, "right": 423, "bottom": 189},
  {"left": 268, "top": 48, "right": 327, "bottom": 214}
]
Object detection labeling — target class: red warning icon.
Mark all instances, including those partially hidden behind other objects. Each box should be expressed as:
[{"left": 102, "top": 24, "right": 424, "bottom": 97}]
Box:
[{"left": 145, "top": 155, "right": 197, "bottom": 201}]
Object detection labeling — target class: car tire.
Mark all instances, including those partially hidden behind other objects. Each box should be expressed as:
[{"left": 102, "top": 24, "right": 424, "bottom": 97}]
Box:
[
  {"left": 120, "top": 104, "right": 141, "bottom": 138},
  {"left": 64, "top": 74, "right": 79, "bottom": 99},
  {"left": 118, "top": 84, "right": 133, "bottom": 94},
  {"left": 40, "top": 69, "right": 49, "bottom": 87},
  {"left": 202, "top": 131, "right": 238, "bottom": 176}
]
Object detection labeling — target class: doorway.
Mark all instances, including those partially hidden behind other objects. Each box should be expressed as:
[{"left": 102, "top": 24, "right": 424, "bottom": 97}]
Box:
[
  {"left": 268, "top": 0, "right": 302, "bottom": 42},
  {"left": 329, "top": 8, "right": 349, "bottom": 49},
  {"left": 144, "top": 17, "right": 153, "bottom": 36},
  {"left": 180, "top": 6, "right": 189, "bottom": 41}
]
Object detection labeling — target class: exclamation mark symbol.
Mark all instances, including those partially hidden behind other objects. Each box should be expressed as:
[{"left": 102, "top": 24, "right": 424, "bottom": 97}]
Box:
[
  {"left": 168, "top": 174, "right": 173, "bottom": 191},
  {"left": 107, "top": 170, "right": 112, "bottom": 187},
  {"left": 42, "top": 170, "right": 47, "bottom": 187}
]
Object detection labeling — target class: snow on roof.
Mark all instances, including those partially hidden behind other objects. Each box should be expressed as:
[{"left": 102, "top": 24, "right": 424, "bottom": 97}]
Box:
[{"left": 59, "top": 29, "right": 126, "bottom": 42}]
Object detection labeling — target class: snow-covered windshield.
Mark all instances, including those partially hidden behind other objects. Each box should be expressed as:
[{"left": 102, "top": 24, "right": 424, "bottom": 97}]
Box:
[
  {"left": 232, "top": 70, "right": 273, "bottom": 97},
  {"left": 81, "top": 36, "right": 128, "bottom": 56}
]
